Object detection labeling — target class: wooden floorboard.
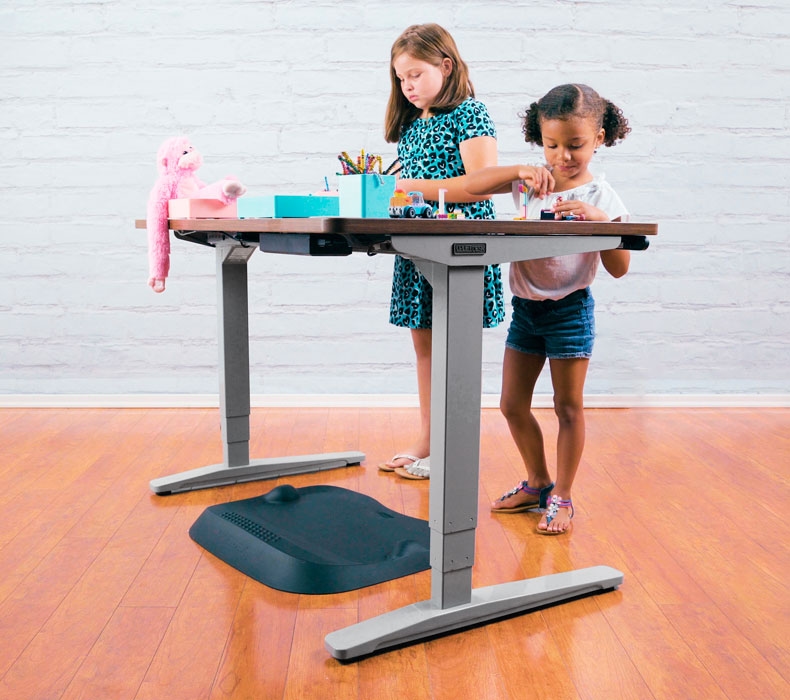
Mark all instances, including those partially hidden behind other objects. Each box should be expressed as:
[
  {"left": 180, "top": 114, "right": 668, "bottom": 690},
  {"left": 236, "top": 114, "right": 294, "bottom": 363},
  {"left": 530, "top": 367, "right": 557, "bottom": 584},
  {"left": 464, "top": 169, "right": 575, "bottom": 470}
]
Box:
[{"left": 0, "top": 407, "right": 787, "bottom": 700}]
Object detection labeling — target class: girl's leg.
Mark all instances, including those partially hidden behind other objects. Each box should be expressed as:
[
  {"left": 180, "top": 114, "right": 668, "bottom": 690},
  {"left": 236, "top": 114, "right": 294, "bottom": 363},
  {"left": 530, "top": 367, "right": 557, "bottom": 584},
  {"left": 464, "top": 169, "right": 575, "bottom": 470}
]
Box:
[
  {"left": 492, "top": 347, "right": 552, "bottom": 510},
  {"left": 537, "top": 357, "right": 589, "bottom": 533},
  {"left": 412, "top": 327, "right": 432, "bottom": 457},
  {"left": 384, "top": 328, "right": 432, "bottom": 468}
]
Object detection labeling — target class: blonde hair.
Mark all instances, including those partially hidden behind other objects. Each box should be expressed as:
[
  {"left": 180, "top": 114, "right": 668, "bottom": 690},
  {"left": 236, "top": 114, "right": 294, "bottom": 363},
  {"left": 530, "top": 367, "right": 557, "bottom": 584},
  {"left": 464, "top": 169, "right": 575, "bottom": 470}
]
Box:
[{"left": 384, "top": 24, "right": 474, "bottom": 143}]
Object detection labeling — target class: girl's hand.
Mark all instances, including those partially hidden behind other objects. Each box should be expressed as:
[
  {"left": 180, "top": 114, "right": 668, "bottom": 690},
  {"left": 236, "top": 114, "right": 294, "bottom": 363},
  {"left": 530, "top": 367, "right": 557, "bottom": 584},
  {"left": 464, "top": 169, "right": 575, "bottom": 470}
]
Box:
[
  {"left": 517, "top": 166, "right": 554, "bottom": 198},
  {"left": 395, "top": 178, "right": 417, "bottom": 194},
  {"left": 551, "top": 199, "right": 608, "bottom": 221}
]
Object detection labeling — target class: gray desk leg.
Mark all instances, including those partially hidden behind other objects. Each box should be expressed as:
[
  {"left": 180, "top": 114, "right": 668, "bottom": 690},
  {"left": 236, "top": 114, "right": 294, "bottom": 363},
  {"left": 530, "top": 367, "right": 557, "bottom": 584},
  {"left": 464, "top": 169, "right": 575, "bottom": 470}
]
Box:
[
  {"left": 424, "top": 262, "right": 484, "bottom": 608},
  {"left": 325, "top": 261, "right": 622, "bottom": 660},
  {"left": 150, "top": 242, "right": 364, "bottom": 495}
]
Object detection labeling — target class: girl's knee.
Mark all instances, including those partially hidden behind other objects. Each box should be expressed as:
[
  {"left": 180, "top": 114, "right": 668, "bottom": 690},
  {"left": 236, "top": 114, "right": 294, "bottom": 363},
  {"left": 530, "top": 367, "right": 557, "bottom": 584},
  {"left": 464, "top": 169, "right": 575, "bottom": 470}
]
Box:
[
  {"left": 552, "top": 399, "right": 584, "bottom": 425},
  {"left": 501, "top": 393, "right": 532, "bottom": 422}
]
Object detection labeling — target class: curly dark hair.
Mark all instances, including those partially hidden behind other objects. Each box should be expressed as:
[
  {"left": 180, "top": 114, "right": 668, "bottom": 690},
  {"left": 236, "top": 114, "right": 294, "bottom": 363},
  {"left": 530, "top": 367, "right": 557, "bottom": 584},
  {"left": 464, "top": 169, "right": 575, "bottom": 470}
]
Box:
[{"left": 521, "top": 83, "right": 630, "bottom": 147}]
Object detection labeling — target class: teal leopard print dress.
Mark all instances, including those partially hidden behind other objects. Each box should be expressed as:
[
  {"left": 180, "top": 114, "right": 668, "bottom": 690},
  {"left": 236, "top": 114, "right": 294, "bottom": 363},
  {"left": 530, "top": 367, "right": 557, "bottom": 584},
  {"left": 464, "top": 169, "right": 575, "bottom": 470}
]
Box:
[{"left": 390, "top": 97, "right": 505, "bottom": 329}]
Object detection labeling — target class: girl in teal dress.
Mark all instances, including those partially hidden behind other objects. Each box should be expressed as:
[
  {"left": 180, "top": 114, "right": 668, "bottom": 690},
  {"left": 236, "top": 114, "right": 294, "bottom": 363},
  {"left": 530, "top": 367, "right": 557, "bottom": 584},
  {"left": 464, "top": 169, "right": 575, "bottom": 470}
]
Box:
[{"left": 378, "top": 23, "right": 504, "bottom": 480}]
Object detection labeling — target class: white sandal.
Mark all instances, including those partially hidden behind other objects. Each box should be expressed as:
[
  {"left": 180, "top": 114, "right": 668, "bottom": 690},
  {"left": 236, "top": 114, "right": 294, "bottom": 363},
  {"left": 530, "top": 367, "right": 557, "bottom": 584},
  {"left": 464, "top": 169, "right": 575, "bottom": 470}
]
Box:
[
  {"left": 378, "top": 453, "right": 420, "bottom": 472},
  {"left": 394, "top": 456, "right": 430, "bottom": 480}
]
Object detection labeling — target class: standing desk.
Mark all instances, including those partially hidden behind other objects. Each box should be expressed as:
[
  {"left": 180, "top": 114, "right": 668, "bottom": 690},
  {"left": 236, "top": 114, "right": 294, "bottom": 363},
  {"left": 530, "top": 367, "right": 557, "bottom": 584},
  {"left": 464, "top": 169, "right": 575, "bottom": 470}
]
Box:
[{"left": 137, "top": 215, "right": 656, "bottom": 659}]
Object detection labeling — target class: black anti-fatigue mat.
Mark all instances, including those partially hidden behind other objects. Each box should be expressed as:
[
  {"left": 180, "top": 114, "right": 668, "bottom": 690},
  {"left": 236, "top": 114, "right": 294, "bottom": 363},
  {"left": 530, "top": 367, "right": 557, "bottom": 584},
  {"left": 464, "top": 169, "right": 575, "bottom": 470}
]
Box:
[{"left": 189, "top": 484, "right": 430, "bottom": 594}]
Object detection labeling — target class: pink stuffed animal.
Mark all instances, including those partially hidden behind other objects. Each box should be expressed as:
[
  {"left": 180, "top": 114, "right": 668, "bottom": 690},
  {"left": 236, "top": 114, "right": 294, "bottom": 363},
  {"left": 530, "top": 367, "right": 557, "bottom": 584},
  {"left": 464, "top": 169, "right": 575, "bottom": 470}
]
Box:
[{"left": 146, "top": 136, "right": 246, "bottom": 292}]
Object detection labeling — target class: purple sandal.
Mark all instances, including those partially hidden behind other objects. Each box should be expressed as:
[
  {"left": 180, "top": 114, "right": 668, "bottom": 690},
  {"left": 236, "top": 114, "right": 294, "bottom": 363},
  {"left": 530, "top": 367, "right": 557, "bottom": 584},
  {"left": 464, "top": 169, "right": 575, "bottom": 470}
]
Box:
[
  {"left": 491, "top": 480, "right": 554, "bottom": 514},
  {"left": 536, "top": 495, "right": 574, "bottom": 535}
]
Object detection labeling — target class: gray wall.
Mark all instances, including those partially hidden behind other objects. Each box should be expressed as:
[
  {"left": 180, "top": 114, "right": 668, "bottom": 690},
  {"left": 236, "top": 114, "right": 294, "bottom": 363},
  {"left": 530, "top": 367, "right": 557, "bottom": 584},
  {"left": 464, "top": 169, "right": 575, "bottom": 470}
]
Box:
[{"left": 1, "top": 0, "right": 788, "bottom": 403}]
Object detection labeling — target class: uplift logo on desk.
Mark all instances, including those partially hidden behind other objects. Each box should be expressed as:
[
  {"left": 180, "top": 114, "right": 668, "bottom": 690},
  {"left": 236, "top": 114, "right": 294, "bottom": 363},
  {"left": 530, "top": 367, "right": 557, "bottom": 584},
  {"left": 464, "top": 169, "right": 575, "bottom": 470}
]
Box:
[{"left": 452, "top": 242, "right": 487, "bottom": 256}]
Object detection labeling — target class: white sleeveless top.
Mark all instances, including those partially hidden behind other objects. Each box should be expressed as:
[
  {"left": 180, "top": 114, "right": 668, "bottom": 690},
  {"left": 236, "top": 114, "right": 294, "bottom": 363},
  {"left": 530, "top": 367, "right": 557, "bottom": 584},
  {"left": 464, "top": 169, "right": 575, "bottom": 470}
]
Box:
[{"left": 509, "top": 174, "right": 629, "bottom": 301}]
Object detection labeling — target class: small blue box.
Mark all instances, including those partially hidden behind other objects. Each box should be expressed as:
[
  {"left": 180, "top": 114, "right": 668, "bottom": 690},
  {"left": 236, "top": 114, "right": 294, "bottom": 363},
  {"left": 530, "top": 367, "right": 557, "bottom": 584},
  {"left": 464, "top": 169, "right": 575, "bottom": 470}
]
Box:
[
  {"left": 237, "top": 195, "right": 339, "bottom": 218},
  {"left": 338, "top": 175, "right": 396, "bottom": 218}
]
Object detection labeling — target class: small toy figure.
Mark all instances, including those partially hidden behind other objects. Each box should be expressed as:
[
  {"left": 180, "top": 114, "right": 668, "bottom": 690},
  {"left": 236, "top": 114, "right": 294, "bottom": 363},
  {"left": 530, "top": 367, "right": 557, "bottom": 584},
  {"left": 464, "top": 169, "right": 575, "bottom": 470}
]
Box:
[
  {"left": 146, "top": 136, "right": 246, "bottom": 292},
  {"left": 514, "top": 183, "right": 529, "bottom": 220},
  {"left": 388, "top": 189, "right": 435, "bottom": 218},
  {"left": 437, "top": 187, "right": 448, "bottom": 218}
]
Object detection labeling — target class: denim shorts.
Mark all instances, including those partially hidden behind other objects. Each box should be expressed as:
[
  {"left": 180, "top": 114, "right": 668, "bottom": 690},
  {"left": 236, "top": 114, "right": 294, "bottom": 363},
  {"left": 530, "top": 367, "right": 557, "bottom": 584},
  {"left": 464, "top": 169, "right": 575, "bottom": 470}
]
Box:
[{"left": 505, "top": 287, "right": 595, "bottom": 359}]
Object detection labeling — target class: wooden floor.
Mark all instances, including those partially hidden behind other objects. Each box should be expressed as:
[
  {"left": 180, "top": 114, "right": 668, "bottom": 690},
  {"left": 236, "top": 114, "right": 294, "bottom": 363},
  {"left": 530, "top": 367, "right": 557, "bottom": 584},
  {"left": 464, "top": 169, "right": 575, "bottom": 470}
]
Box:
[{"left": 0, "top": 406, "right": 787, "bottom": 700}]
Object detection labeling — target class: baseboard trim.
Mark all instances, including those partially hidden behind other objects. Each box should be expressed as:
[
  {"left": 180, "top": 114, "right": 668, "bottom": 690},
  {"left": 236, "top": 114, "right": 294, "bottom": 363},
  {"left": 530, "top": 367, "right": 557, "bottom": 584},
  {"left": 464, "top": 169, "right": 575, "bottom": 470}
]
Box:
[{"left": 0, "top": 394, "right": 788, "bottom": 408}]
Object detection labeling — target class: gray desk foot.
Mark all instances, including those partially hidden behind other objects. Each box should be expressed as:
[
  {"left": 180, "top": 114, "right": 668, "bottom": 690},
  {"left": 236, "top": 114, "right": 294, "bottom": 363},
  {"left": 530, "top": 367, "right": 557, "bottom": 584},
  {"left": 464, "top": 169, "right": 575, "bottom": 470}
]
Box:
[
  {"left": 150, "top": 451, "right": 365, "bottom": 495},
  {"left": 325, "top": 565, "right": 623, "bottom": 660}
]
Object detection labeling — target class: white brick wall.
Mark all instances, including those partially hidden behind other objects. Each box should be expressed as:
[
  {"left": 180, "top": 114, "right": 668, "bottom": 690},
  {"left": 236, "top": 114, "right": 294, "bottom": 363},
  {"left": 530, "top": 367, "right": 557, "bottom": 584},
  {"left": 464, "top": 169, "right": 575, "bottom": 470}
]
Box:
[{"left": 1, "top": 0, "right": 788, "bottom": 402}]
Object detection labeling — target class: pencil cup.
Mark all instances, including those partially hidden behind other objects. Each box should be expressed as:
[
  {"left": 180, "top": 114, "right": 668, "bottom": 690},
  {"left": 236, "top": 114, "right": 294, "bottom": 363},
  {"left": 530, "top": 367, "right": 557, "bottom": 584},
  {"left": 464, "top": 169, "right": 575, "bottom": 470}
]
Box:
[{"left": 338, "top": 174, "right": 396, "bottom": 218}]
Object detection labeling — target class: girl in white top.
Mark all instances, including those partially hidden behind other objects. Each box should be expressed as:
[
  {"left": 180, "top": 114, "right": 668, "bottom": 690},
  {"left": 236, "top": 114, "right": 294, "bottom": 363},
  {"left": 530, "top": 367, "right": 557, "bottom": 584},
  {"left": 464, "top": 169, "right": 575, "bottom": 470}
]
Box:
[{"left": 466, "top": 83, "right": 632, "bottom": 534}]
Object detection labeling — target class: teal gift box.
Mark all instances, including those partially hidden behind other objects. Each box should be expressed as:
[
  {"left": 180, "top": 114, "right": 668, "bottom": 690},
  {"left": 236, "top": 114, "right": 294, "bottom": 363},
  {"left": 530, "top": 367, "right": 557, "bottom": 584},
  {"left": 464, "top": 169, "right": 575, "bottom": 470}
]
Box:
[
  {"left": 338, "top": 175, "right": 396, "bottom": 218},
  {"left": 237, "top": 195, "right": 339, "bottom": 218}
]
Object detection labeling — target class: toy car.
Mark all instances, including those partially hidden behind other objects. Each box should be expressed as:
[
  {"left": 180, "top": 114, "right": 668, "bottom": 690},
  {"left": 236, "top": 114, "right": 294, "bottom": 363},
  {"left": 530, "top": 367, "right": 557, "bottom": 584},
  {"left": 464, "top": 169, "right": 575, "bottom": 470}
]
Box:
[{"left": 389, "top": 189, "right": 435, "bottom": 219}]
